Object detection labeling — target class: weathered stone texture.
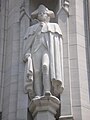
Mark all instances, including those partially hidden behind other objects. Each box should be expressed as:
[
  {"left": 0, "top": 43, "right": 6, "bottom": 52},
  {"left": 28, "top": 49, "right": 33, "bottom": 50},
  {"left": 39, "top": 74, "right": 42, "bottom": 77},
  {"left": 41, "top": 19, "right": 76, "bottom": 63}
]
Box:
[{"left": 0, "top": 0, "right": 90, "bottom": 120}]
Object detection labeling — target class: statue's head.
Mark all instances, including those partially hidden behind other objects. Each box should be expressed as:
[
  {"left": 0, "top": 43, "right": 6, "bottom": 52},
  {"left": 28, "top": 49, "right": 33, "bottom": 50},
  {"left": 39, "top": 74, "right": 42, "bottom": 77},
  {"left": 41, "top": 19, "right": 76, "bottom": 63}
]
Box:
[{"left": 31, "top": 5, "right": 55, "bottom": 22}]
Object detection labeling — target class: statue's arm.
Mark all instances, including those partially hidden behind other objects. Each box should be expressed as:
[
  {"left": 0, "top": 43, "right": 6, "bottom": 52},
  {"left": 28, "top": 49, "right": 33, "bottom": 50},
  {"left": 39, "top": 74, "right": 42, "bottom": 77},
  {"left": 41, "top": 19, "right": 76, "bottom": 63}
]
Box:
[
  {"left": 24, "top": 35, "right": 34, "bottom": 53},
  {"left": 23, "top": 24, "right": 41, "bottom": 57}
]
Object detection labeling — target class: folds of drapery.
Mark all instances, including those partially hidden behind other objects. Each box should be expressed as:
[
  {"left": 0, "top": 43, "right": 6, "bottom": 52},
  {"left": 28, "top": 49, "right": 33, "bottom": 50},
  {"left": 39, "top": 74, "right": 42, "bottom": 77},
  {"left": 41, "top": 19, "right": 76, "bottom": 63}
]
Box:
[
  {"left": 49, "top": 32, "right": 64, "bottom": 95},
  {"left": 23, "top": 22, "right": 64, "bottom": 97},
  {"left": 24, "top": 53, "right": 34, "bottom": 98}
]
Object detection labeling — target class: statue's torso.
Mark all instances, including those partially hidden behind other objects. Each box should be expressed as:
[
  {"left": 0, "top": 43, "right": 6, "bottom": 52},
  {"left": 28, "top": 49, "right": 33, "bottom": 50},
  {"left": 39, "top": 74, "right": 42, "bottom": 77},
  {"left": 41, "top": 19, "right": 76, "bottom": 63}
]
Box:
[
  {"left": 31, "top": 32, "right": 49, "bottom": 55},
  {"left": 24, "top": 22, "right": 62, "bottom": 55}
]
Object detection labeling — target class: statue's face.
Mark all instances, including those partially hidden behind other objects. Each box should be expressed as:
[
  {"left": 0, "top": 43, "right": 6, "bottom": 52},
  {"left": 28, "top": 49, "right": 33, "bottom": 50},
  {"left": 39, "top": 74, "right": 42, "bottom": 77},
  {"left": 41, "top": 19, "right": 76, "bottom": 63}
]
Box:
[{"left": 38, "top": 11, "right": 48, "bottom": 22}]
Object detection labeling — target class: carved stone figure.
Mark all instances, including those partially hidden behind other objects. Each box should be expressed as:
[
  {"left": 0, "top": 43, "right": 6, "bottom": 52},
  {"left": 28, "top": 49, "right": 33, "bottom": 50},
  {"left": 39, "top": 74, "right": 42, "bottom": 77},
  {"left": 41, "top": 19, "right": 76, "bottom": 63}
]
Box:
[{"left": 23, "top": 5, "right": 64, "bottom": 98}]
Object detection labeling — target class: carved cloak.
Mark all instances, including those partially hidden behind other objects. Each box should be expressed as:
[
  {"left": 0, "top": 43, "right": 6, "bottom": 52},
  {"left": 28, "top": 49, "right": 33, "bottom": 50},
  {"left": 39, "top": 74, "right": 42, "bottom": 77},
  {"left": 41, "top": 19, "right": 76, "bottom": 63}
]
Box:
[{"left": 24, "top": 22, "right": 64, "bottom": 95}]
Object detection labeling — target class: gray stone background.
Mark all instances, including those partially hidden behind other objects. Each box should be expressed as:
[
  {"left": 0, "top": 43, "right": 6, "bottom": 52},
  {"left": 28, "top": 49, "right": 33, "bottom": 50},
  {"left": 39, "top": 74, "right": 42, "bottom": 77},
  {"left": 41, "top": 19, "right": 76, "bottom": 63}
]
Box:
[{"left": 0, "top": 0, "right": 90, "bottom": 120}]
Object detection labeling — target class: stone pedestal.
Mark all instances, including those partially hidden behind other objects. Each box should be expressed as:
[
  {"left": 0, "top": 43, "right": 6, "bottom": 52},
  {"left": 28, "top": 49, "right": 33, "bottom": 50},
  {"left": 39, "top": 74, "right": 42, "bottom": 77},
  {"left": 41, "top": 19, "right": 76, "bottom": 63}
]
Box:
[
  {"left": 59, "top": 115, "right": 73, "bottom": 120},
  {"left": 29, "top": 93, "right": 60, "bottom": 120}
]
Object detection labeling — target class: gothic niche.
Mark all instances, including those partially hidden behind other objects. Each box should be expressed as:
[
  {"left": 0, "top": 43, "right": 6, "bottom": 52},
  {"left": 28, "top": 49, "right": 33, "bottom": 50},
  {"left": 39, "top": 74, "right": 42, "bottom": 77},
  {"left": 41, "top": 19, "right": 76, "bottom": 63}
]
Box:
[{"left": 22, "top": 2, "right": 64, "bottom": 120}]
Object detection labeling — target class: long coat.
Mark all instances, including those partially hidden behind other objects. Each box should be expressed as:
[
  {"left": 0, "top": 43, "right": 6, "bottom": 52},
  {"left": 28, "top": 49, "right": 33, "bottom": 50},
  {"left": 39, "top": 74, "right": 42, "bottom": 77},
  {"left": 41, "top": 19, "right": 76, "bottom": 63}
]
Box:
[{"left": 24, "top": 22, "right": 64, "bottom": 96}]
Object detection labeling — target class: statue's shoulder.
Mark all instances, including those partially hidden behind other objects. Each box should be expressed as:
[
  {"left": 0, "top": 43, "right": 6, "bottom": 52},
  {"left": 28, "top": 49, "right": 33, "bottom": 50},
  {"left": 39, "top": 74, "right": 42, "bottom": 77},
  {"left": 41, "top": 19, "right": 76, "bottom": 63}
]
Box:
[
  {"left": 48, "top": 22, "right": 59, "bottom": 26},
  {"left": 47, "top": 23, "right": 59, "bottom": 28},
  {"left": 29, "top": 23, "right": 39, "bottom": 30},
  {"left": 47, "top": 23, "right": 62, "bottom": 35},
  {"left": 24, "top": 23, "right": 39, "bottom": 39}
]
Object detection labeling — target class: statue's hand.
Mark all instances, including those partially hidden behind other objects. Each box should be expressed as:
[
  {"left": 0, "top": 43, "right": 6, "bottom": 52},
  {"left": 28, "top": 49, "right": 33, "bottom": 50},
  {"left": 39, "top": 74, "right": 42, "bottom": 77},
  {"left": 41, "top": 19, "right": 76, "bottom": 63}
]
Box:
[{"left": 23, "top": 53, "right": 31, "bottom": 62}]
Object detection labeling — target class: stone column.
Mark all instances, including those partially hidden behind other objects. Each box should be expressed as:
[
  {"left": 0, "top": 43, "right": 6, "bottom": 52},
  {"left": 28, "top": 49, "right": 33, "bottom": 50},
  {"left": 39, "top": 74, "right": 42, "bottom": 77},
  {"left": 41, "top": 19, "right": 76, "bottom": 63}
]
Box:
[
  {"left": 29, "top": 93, "right": 60, "bottom": 120},
  {"left": 58, "top": 1, "right": 73, "bottom": 119},
  {"left": 16, "top": 0, "right": 30, "bottom": 120},
  {"left": 87, "top": 0, "right": 90, "bottom": 93}
]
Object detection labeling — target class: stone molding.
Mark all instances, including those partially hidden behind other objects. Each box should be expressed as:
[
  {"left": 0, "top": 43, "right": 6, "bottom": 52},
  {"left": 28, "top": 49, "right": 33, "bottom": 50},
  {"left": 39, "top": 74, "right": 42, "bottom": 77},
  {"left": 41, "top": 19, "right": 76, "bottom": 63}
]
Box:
[
  {"left": 29, "top": 93, "right": 60, "bottom": 120},
  {"left": 59, "top": 115, "right": 73, "bottom": 120}
]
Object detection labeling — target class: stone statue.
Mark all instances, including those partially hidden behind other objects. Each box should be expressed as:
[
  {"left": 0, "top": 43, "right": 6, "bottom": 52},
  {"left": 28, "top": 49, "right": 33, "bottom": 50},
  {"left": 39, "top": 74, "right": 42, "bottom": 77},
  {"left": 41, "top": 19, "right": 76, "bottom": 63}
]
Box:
[{"left": 23, "top": 5, "right": 64, "bottom": 99}]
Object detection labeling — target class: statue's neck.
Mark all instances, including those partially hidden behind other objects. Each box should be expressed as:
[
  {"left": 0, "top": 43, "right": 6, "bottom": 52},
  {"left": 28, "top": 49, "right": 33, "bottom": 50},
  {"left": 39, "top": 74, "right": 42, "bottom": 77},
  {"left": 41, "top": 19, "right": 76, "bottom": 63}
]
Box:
[{"left": 38, "top": 18, "right": 50, "bottom": 24}]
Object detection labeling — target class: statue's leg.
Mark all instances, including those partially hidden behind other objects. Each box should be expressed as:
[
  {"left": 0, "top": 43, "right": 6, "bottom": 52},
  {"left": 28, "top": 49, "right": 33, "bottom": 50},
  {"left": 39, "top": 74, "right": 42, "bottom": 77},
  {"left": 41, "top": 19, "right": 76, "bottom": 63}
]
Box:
[
  {"left": 42, "top": 53, "right": 51, "bottom": 95},
  {"left": 34, "top": 70, "right": 42, "bottom": 96},
  {"left": 32, "top": 52, "right": 42, "bottom": 97}
]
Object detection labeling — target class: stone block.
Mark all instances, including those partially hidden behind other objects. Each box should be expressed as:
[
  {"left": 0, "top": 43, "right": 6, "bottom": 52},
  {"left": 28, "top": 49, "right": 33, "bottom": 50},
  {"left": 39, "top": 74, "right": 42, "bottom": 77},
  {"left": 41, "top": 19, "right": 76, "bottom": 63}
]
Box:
[
  {"left": 17, "top": 92, "right": 28, "bottom": 109},
  {"left": 63, "top": 58, "right": 69, "bottom": 68},
  {"left": 12, "top": 23, "right": 20, "bottom": 41},
  {"left": 3, "top": 85, "right": 10, "bottom": 99},
  {"left": 81, "top": 106, "right": 90, "bottom": 120},
  {"left": 73, "top": 106, "right": 82, "bottom": 120},
  {"left": 79, "top": 70, "right": 88, "bottom": 89},
  {"left": 76, "top": 18, "right": 85, "bottom": 36},
  {"left": 76, "top": 0, "right": 84, "bottom": 19},
  {"left": 8, "top": 112, "right": 16, "bottom": 120},
  {"left": 11, "top": 52, "right": 19, "bottom": 64},
  {"left": 77, "top": 34, "right": 86, "bottom": 48},
  {"left": 0, "top": 72, "right": 2, "bottom": 86},
  {"left": 69, "top": 33, "right": 77, "bottom": 45},
  {"left": 69, "top": 16, "right": 76, "bottom": 34},
  {"left": 10, "top": 75, "right": 18, "bottom": 84},
  {"left": 2, "top": 98, "right": 9, "bottom": 117},
  {"left": 71, "top": 68, "right": 79, "bottom": 88},
  {"left": 63, "top": 43, "right": 68, "bottom": 58},
  {"left": 10, "top": 82, "right": 18, "bottom": 94},
  {"left": 70, "top": 3, "right": 75, "bottom": 16},
  {"left": 9, "top": 94, "right": 17, "bottom": 113},
  {"left": 71, "top": 87, "right": 81, "bottom": 106},
  {"left": 64, "top": 67, "right": 70, "bottom": 87},
  {"left": 11, "top": 65, "right": 19, "bottom": 76},
  {"left": 70, "top": 45, "right": 77, "bottom": 59},
  {"left": 70, "top": 59, "right": 78, "bottom": 69},
  {"left": 17, "top": 109, "right": 28, "bottom": 120},
  {"left": 12, "top": 41, "right": 19, "bottom": 53},
  {"left": 17, "top": 78, "right": 24, "bottom": 91},
  {"left": 61, "top": 90, "right": 72, "bottom": 115}
]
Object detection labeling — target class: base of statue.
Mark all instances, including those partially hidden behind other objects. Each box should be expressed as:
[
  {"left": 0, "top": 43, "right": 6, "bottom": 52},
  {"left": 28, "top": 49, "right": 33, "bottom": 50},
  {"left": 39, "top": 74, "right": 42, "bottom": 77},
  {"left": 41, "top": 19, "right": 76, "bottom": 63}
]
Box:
[
  {"left": 29, "top": 92, "right": 60, "bottom": 120},
  {"left": 59, "top": 115, "right": 73, "bottom": 120}
]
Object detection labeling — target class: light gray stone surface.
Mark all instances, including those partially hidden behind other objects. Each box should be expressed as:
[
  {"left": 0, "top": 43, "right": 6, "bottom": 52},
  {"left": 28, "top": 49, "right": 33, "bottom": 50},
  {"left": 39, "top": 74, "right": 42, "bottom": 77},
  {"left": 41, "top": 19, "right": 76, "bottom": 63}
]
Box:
[
  {"left": 29, "top": 94, "right": 60, "bottom": 120},
  {"left": 59, "top": 115, "right": 73, "bottom": 120},
  {"left": 58, "top": 1, "right": 73, "bottom": 118},
  {"left": 0, "top": 0, "right": 90, "bottom": 120},
  {"left": 23, "top": 5, "right": 64, "bottom": 98}
]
